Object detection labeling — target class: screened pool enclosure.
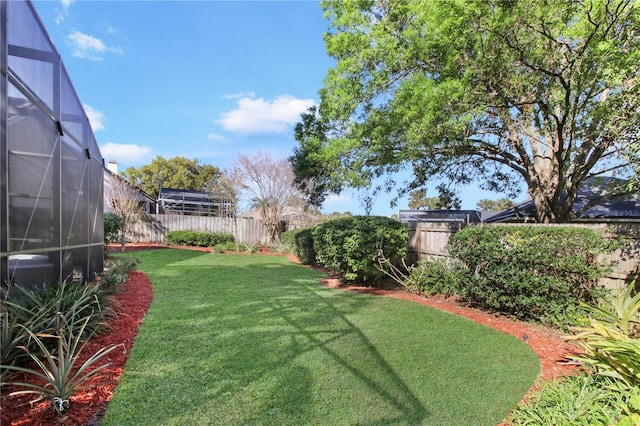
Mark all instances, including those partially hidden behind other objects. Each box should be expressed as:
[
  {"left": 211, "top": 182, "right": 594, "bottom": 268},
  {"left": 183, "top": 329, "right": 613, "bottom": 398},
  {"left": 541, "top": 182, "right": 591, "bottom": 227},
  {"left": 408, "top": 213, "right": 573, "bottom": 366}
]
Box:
[{"left": 1, "top": 0, "right": 104, "bottom": 289}]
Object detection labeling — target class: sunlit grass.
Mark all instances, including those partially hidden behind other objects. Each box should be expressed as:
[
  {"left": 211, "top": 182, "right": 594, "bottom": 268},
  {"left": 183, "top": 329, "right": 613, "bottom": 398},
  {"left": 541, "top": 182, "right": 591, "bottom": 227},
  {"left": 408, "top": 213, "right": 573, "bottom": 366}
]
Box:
[{"left": 102, "top": 249, "right": 539, "bottom": 425}]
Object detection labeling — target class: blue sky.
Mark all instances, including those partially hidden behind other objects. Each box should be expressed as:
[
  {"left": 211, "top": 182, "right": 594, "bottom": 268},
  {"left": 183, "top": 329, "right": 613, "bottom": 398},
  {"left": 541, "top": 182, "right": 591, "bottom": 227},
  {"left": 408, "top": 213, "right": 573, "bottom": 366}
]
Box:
[{"left": 32, "top": 0, "right": 517, "bottom": 216}]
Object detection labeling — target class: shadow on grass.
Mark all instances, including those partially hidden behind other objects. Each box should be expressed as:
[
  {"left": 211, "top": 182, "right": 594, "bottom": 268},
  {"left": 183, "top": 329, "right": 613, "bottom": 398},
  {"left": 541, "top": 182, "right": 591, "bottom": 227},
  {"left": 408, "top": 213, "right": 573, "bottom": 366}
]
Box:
[{"left": 104, "top": 250, "right": 536, "bottom": 426}]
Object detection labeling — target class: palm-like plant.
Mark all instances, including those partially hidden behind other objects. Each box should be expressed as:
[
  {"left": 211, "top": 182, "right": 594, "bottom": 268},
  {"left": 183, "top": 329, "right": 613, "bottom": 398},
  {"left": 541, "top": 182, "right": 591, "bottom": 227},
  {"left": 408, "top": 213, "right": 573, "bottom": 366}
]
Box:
[
  {"left": 568, "top": 278, "right": 640, "bottom": 389},
  {"left": 1, "top": 294, "right": 52, "bottom": 374},
  {"left": 1, "top": 312, "right": 120, "bottom": 414}
]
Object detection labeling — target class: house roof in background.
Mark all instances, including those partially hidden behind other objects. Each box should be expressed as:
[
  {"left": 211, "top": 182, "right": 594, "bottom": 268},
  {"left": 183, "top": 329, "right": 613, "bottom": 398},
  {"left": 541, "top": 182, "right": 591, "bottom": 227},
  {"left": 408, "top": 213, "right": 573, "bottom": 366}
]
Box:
[
  {"left": 484, "top": 177, "right": 640, "bottom": 223},
  {"left": 399, "top": 209, "right": 482, "bottom": 224},
  {"left": 158, "top": 188, "right": 219, "bottom": 202}
]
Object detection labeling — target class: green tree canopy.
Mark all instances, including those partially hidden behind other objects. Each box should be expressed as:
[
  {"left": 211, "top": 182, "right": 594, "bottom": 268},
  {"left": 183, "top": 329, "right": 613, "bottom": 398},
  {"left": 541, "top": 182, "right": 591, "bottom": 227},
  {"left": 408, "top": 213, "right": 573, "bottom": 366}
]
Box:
[
  {"left": 408, "top": 186, "right": 461, "bottom": 210},
  {"left": 292, "top": 0, "right": 639, "bottom": 223},
  {"left": 121, "top": 156, "right": 221, "bottom": 199},
  {"left": 627, "top": 142, "right": 640, "bottom": 191},
  {"left": 408, "top": 189, "right": 440, "bottom": 210},
  {"left": 476, "top": 198, "right": 516, "bottom": 211}
]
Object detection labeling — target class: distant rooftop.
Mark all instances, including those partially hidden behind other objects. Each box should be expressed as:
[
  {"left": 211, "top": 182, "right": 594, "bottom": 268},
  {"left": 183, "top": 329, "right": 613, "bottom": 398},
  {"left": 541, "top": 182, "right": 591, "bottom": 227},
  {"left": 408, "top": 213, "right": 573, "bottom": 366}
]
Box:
[
  {"left": 157, "top": 188, "right": 233, "bottom": 217},
  {"left": 398, "top": 209, "right": 482, "bottom": 224},
  {"left": 485, "top": 177, "right": 640, "bottom": 223}
]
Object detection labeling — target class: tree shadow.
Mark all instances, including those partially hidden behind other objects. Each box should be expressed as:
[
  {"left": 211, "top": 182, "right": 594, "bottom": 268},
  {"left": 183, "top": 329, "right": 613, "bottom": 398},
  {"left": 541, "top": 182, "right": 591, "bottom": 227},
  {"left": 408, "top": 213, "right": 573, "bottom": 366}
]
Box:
[{"left": 106, "top": 251, "right": 534, "bottom": 425}]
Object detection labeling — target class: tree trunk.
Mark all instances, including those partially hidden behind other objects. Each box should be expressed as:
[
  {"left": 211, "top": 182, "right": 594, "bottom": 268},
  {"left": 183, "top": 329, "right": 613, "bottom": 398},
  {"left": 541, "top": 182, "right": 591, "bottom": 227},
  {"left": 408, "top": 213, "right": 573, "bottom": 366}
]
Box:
[{"left": 529, "top": 154, "right": 563, "bottom": 223}]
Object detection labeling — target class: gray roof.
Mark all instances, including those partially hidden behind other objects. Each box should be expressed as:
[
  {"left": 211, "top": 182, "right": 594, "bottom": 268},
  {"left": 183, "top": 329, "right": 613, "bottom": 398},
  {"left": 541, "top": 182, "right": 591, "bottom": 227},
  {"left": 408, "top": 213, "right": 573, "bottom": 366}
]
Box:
[{"left": 484, "top": 177, "right": 640, "bottom": 223}]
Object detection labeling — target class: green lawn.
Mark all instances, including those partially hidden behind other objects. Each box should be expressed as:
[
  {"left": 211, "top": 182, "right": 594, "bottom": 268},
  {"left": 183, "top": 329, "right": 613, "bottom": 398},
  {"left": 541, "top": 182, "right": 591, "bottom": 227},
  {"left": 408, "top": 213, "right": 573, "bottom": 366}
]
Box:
[{"left": 102, "top": 249, "right": 539, "bottom": 425}]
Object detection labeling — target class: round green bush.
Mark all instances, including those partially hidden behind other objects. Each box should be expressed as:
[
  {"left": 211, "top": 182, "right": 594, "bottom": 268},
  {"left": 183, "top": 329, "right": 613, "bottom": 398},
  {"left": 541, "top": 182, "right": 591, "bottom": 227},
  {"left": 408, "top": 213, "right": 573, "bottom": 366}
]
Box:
[
  {"left": 282, "top": 227, "right": 316, "bottom": 264},
  {"left": 449, "top": 225, "right": 614, "bottom": 327},
  {"left": 313, "top": 216, "right": 408, "bottom": 283}
]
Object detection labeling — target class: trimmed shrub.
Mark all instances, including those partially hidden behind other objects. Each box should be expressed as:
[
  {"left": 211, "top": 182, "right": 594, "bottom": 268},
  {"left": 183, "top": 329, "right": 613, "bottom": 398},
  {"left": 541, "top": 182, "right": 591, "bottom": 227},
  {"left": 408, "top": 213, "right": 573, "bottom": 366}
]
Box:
[
  {"left": 406, "top": 258, "right": 465, "bottom": 296},
  {"left": 281, "top": 229, "right": 297, "bottom": 253},
  {"left": 313, "top": 216, "right": 408, "bottom": 282},
  {"left": 104, "top": 213, "right": 122, "bottom": 244},
  {"left": 281, "top": 227, "right": 316, "bottom": 264},
  {"left": 166, "top": 231, "right": 234, "bottom": 247},
  {"left": 449, "top": 225, "right": 614, "bottom": 327}
]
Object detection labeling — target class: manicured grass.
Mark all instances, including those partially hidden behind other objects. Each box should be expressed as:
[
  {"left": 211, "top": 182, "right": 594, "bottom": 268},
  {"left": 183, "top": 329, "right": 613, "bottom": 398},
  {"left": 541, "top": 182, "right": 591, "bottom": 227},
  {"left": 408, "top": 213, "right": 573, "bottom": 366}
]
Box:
[{"left": 102, "top": 249, "right": 540, "bottom": 425}]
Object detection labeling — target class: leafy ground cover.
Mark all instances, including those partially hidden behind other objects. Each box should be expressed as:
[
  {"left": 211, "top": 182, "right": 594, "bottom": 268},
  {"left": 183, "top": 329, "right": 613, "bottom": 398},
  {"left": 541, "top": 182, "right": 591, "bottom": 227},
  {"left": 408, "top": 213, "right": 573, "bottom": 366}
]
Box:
[{"left": 99, "top": 249, "right": 540, "bottom": 425}]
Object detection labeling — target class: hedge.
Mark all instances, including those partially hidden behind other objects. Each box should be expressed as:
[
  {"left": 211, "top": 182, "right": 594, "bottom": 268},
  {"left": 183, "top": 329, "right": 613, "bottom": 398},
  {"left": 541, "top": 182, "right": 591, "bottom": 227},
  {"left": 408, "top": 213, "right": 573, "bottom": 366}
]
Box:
[
  {"left": 166, "top": 230, "right": 235, "bottom": 247},
  {"left": 281, "top": 227, "right": 316, "bottom": 265},
  {"left": 449, "top": 225, "right": 615, "bottom": 327},
  {"left": 313, "top": 216, "right": 408, "bottom": 282}
]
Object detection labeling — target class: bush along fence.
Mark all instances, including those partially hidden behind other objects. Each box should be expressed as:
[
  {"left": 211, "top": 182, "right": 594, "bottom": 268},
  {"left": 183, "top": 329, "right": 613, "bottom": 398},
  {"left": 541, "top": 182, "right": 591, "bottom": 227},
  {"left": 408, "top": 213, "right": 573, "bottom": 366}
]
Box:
[
  {"left": 447, "top": 225, "right": 617, "bottom": 327},
  {"left": 284, "top": 220, "right": 637, "bottom": 329},
  {"left": 282, "top": 216, "right": 409, "bottom": 283},
  {"left": 126, "top": 214, "right": 268, "bottom": 245},
  {"left": 408, "top": 222, "right": 640, "bottom": 290}
]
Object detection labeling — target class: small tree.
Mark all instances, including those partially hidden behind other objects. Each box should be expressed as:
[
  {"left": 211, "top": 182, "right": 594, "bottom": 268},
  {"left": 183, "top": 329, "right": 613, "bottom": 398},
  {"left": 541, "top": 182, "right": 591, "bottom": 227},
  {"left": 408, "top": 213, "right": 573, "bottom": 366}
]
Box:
[
  {"left": 104, "top": 174, "right": 146, "bottom": 251},
  {"left": 408, "top": 184, "right": 461, "bottom": 210},
  {"left": 230, "top": 153, "right": 303, "bottom": 242},
  {"left": 103, "top": 213, "right": 123, "bottom": 246},
  {"left": 476, "top": 198, "right": 516, "bottom": 211}
]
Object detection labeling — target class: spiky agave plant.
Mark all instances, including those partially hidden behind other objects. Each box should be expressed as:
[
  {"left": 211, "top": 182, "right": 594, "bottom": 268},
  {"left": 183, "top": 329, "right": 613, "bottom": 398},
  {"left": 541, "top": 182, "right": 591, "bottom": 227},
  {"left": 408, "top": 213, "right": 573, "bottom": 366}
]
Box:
[
  {"left": 568, "top": 278, "right": 640, "bottom": 389},
  {"left": 0, "top": 312, "right": 120, "bottom": 414}
]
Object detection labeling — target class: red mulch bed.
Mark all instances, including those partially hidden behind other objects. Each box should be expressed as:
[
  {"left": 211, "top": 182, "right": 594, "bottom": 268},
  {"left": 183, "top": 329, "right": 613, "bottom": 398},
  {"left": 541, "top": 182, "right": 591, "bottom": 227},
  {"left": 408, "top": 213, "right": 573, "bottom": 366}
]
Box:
[
  {"left": 1, "top": 271, "right": 153, "bottom": 426},
  {"left": 2, "top": 245, "right": 580, "bottom": 425}
]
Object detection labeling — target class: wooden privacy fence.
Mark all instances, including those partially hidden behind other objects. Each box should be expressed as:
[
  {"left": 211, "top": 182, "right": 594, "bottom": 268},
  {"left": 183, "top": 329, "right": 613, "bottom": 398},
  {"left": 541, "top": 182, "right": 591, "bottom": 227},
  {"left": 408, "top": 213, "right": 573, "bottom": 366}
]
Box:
[
  {"left": 127, "top": 214, "right": 268, "bottom": 245},
  {"left": 408, "top": 221, "right": 640, "bottom": 289},
  {"left": 406, "top": 221, "right": 464, "bottom": 265}
]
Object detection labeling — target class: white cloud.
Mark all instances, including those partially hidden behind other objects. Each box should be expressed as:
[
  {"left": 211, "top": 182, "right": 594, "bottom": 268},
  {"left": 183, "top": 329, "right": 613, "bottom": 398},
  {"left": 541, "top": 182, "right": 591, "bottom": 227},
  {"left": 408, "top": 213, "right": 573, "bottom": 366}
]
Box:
[
  {"left": 216, "top": 95, "right": 315, "bottom": 134},
  {"left": 207, "top": 133, "right": 226, "bottom": 142},
  {"left": 325, "top": 194, "right": 352, "bottom": 204},
  {"left": 223, "top": 91, "right": 255, "bottom": 100},
  {"left": 100, "top": 142, "right": 153, "bottom": 165},
  {"left": 67, "top": 31, "right": 123, "bottom": 61},
  {"left": 103, "top": 20, "right": 119, "bottom": 35},
  {"left": 83, "top": 104, "right": 105, "bottom": 132},
  {"left": 55, "top": 0, "right": 73, "bottom": 24}
]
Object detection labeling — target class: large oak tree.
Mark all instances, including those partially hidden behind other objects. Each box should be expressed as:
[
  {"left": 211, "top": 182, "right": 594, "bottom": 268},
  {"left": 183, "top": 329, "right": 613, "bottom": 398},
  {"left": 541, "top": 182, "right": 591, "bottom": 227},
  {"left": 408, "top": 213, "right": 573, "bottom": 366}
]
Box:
[{"left": 291, "top": 0, "right": 639, "bottom": 222}]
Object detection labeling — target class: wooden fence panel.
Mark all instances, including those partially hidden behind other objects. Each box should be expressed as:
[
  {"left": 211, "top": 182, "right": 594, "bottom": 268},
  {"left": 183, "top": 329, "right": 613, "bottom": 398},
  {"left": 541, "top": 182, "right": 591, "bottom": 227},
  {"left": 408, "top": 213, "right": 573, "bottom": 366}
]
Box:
[
  {"left": 128, "top": 214, "right": 267, "bottom": 245},
  {"left": 406, "top": 221, "right": 465, "bottom": 264}
]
